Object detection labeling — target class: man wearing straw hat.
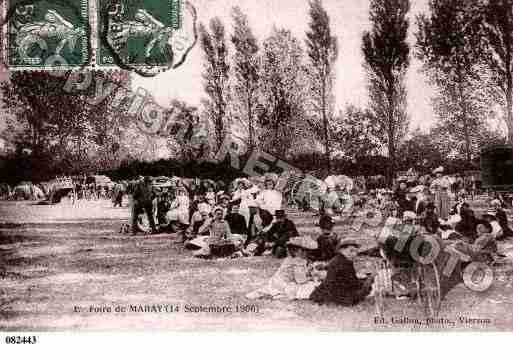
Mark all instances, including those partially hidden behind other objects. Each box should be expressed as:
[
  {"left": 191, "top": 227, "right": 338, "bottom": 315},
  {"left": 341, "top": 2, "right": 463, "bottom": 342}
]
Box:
[{"left": 310, "top": 239, "right": 374, "bottom": 306}]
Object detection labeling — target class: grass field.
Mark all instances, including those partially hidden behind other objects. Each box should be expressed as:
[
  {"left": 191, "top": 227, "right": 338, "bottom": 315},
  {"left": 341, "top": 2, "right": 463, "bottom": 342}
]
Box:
[{"left": 1, "top": 199, "right": 513, "bottom": 330}]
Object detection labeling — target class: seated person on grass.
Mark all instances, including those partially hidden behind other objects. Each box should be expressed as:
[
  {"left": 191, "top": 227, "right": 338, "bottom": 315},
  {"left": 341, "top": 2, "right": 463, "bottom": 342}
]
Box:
[
  {"left": 218, "top": 194, "right": 231, "bottom": 218},
  {"left": 245, "top": 209, "right": 299, "bottom": 258},
  {"left": 225, "top": 203, "right": 248, "bottom": 235},
  {"left": 192, "top": 207, "right": 244, "bottom": 259},
  {"left": 455, "top": 203, "right": 478, "bottom": 239},
  {"left": 246, "top": 236, "right": 320, "bottom": 300},
  {"left": 183, "top": 203, "right": 211, "bottom": 246},
  {"left": 482, "top": 212, "right": 504, "bottom": 240},
  {"left": 491, "top": 199, "right": 513, "bottom": 239},
  {"left": 450, "top": 221, "right": 497, "bottom": 263},
  {"left": 309, "top": 215, "right": 339, "bottom": 263},
  {"left": 309, "top": 239, "right": 374, "bottom": 306}
]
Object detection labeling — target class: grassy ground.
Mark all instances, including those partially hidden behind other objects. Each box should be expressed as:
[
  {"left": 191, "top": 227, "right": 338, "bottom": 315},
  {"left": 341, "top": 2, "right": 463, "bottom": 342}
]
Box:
[{"left": 1, "top": 199, "right": 513, "bottom": 331}]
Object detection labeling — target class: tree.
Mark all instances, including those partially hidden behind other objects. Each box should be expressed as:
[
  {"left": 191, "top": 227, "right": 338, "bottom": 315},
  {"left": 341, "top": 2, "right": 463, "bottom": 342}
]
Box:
[
  {"left": 200, "top": 18, "right": 230, "bottom": 151},
  {"left": 430, "top": 114, "right": 506, "bottom": 161},
  {"left": 163, "top": 99, "right": 210, "bottom": 162},
  {"left": 416, "top": 0, "right": 490, "bottom": 165},
  {"left": 0, "top": 70, "right": 133, "bottom": 178},
  {"left": 305, "top": 0, "right": 338, "bottom": 173},
  {"left": 231, "top": 6, "right": 260, "bottom": 151},
  {"left": 258, "top": 28, "right": 308, "bottom": 158},
  {"left": 482, "top": 0, "right": 513, "bottom": 144},
  {"left": 330, "top": 105, "right": 382, "bottom": 160},
  {"left": 398, "top": 128, "right": 445, "bottom": 172},
  {"left": 362, "top": 0, "right": 410, "bottom": 183}
]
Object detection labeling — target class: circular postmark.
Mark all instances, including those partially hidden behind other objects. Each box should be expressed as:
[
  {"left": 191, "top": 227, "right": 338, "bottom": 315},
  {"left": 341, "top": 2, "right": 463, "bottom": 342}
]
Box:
[{"left": 98, "top": 0, "right": 197, "bottom": 77}]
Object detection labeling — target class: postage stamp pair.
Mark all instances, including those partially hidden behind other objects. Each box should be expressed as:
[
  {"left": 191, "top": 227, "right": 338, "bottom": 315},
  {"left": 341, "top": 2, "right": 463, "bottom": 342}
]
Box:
[{"left": 2, "top": 0, "right": 194, "bottom": 74}]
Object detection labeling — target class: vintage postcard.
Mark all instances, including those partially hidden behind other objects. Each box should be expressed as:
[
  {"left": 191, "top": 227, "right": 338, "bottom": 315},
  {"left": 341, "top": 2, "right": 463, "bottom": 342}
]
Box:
[{"left": 1, "top": 0, "right": 513, "bottom": 335}]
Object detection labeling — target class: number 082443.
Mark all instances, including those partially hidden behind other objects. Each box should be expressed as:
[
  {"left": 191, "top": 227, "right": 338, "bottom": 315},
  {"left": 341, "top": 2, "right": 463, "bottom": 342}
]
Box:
[{"left": 5, "top": 336, "right": 37, "bottom": 344}]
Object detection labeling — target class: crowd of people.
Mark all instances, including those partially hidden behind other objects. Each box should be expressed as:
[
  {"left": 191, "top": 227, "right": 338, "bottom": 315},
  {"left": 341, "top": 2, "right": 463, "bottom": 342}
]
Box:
[
  {"left": 2, "top": 166, "right": 510, "bottom": 307},
  {"left": 0, "top": 176, "right": 120, "bottom": 202},
  {"left": 125, "top": 165, "right": 512, "bottom": 307}
]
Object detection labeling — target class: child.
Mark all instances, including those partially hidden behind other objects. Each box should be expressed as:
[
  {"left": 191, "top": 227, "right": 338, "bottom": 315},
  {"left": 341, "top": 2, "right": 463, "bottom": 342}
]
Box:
[
  {"left": 310, "top": 239, "right": 374, "bottom": 306},
  {"left": 246, "top": 236, "right": 320, "bottom": 300}
]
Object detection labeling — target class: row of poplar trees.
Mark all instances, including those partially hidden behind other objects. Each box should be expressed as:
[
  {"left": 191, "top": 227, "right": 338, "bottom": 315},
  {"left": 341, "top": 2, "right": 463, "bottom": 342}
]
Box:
[{"left": 199, "top": 0, "right": 513, "bottom": 182}]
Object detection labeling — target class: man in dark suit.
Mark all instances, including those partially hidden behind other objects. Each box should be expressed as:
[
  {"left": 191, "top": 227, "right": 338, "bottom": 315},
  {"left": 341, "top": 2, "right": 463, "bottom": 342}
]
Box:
[
  {"left": 310, "top": 239, "right": 373, "bottom": 306},
  {"left": 225, "top": 203, "right": 247, "bottom": 235},
  {"left": 131, "top": 176, "right": 157, "bottom": 235},
  {"left": 253, "top": 209, "right": 299, "bottom": 258}
]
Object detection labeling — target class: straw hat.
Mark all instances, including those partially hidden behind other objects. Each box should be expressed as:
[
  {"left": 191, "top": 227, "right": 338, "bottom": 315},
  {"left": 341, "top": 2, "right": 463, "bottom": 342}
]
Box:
[
  {"left": 491, "top": 199, "right": 501, "bottom": 207},
  {"left": 263, "top": 172, "right": 279, "bottom": 185},
  {"left": 336, "top": 239, "right": 361, "bottom": 251},
  {"left": 409, "top": 185, "right": 425, "bottom": 194},
  {"left": 287, "top": 236, "right": 318, "bottom": 250},
  {"left": 275, "top": 209, "right": 286, "bottom": 217},
  {"left": 198, "top": 203, "right": 211, "bottom": 215},
  {"left": 213, "top": 206, "right": 224, "bottom": 214},
  {"left": 317, "top": 215, "right": 335, "bottom": 229},
  {"left": 235, "top": 178, "right": 251, "bottom": 188},
  {"left": 402, "top": 211, "right": 417, "bottom": 221},
  {"left": 218, "top": 193, "right": 230, "bottom": 201},
  {"left": 485, "top": 209, "right": 497, "bottom": 217},
  {"left": 433, "top": 166, "right": 444, "bottom": 174}
]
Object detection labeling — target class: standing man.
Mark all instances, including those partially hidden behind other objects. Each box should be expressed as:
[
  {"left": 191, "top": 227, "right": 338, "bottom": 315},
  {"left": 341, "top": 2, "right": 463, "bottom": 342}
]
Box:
[
  {"left": 430, "top": 166, "right": 450, "bottom": 221},
  {"left": 131, "top": 176, "right": 157, "bottom": 235}
]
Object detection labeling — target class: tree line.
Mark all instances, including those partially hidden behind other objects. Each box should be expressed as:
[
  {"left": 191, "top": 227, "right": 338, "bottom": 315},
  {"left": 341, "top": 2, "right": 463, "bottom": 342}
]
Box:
[{"left": 1, "top": 0, "right": 512, "bottom": 184}]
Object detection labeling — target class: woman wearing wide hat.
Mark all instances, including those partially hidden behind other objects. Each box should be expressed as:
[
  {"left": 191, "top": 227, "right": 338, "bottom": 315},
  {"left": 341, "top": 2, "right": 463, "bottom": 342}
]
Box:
[
  {"left": 430, "top": 166, "right": 450, "bottom": 221},
  {"left": 246, "top": 236, "right": 319, "bottom": 300}
]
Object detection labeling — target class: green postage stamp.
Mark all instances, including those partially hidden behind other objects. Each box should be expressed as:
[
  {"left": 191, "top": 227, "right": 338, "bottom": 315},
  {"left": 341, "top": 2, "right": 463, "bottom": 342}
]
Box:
[
  {"left": 97, "top": 0, "right": 181, "bottom": 69},
  {"left": 5, "top": 0, "right": 90, "bottom": 68}
]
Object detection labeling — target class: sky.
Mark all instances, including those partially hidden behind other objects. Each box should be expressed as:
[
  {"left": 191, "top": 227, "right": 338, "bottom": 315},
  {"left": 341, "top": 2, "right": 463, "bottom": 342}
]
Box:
[{"left": 133, "top": 0, "right": 436, "bottom": 131}]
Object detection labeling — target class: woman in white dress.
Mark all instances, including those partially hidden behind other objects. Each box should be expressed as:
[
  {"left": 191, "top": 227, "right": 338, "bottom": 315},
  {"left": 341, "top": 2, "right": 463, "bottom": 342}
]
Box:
[
  {"left": 256, "top": 173, "right": 283, "bottom": 226},
  {"left": 246, "top": 236, "right": 320, "bottom": 300},
  {"left": 166, "top": 186, "right": 190, "bottom": 225},
  {"left": 231, "top": 179, "right": 259, "bottom": 227}
]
